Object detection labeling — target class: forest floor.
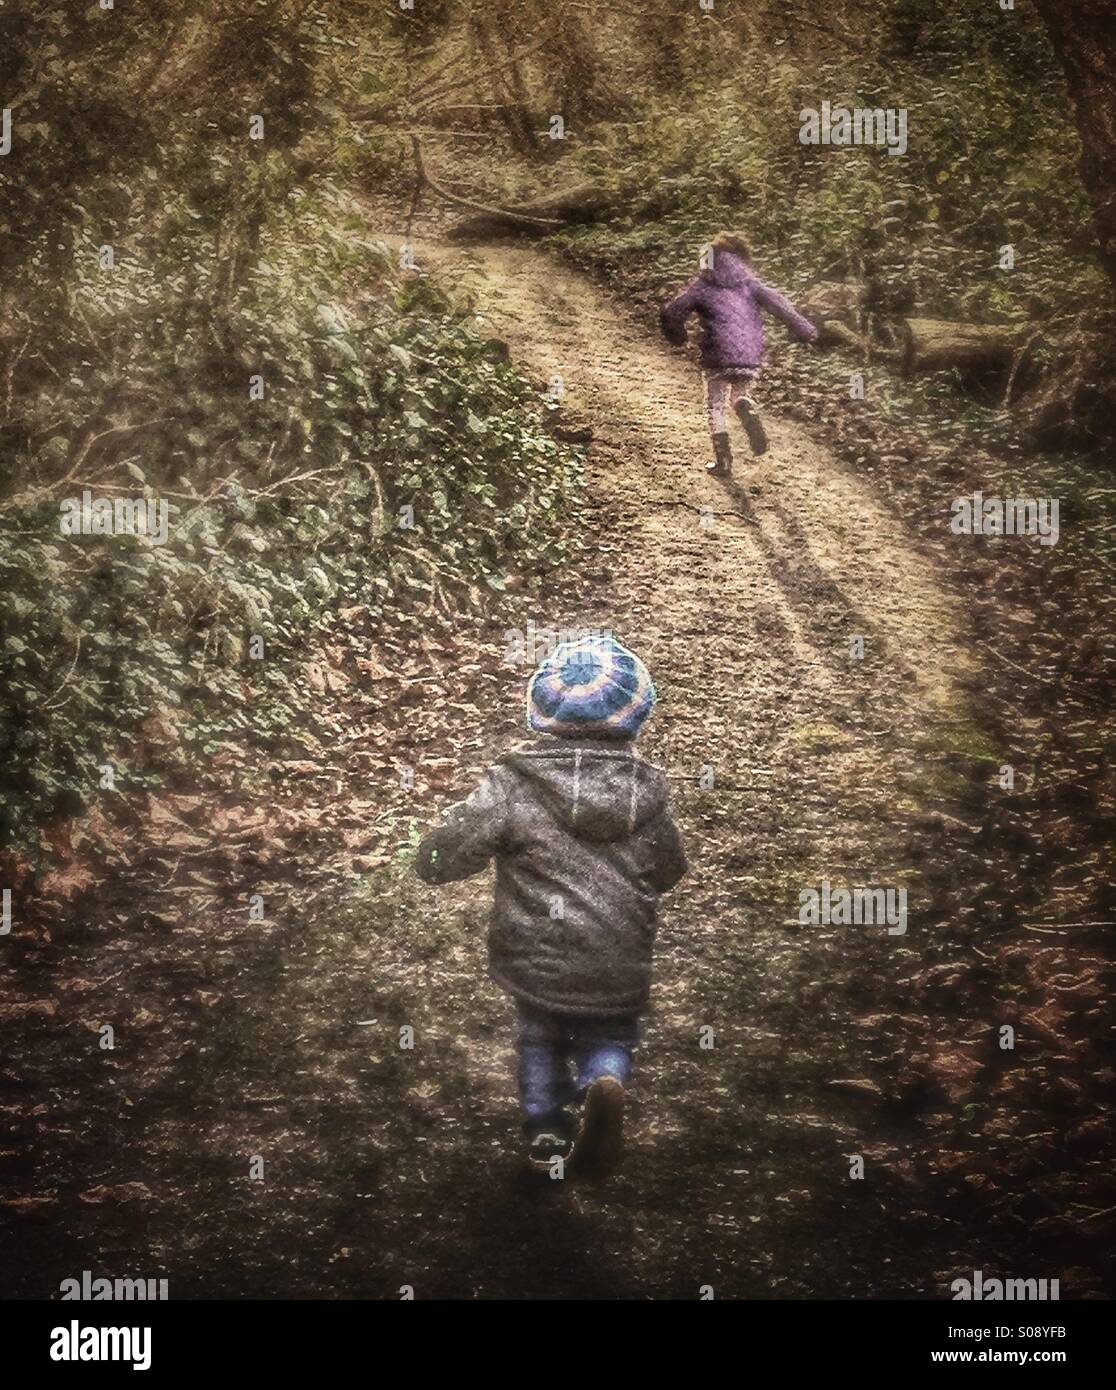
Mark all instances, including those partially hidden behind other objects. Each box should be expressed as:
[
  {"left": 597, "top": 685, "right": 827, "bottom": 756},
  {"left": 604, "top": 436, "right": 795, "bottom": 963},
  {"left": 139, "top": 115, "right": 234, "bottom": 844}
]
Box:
[{"left": 4, "top": 234, "right": 1109, "bottom": 1299}]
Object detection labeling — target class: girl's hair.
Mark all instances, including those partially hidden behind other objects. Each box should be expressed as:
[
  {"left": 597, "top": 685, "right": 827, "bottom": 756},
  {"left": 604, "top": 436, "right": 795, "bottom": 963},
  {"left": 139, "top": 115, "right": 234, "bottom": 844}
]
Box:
[{"left": 711, "top": 230, "right": 753, "bottom": 261}]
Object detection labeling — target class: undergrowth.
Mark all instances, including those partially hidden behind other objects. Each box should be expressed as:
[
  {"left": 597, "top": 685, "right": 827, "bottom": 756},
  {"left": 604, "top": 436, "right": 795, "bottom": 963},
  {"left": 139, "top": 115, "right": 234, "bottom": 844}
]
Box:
[{"left": 0, "top": 187, "right": 580, "bottom": 861}]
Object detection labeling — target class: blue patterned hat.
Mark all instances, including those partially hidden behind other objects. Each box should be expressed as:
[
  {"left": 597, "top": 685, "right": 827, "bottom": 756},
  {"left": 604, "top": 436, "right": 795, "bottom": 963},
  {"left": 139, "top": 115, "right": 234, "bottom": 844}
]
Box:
[{"left": 526, "top": 636, "right": 656, "bottom": 740}]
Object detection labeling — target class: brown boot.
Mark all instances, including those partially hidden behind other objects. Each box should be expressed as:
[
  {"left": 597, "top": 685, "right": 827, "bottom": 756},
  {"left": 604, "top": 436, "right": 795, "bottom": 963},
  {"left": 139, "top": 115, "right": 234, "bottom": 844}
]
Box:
[
  {"left": 569, "top": 1077, "right": 625, "bottom": 1178},
  {"left": 707, "top": 431, "right": 733, "bottom": 476},
  {"left": 734, "top": 395, "right": 768, "bottom": 455}
]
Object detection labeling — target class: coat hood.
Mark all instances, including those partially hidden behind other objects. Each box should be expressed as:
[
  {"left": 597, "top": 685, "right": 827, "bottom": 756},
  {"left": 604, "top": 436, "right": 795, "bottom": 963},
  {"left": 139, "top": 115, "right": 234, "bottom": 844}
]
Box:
[
  {"left": 701, "top": 249, "right": 752, "bottom": 289},
  {"left": 500, "top": 742, "right": 668, "bottom": 843}
]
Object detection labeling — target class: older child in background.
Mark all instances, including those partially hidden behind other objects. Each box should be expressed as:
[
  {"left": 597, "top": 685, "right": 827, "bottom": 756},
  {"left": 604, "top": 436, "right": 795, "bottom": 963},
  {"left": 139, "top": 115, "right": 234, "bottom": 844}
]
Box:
[{"left": 660, "top": 230, "right": 818, "bottom": 477}]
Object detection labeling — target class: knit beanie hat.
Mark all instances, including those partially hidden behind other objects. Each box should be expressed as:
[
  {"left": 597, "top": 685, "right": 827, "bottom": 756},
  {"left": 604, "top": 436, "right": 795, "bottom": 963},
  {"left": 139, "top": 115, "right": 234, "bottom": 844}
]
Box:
[{"left": 526, "top": 635, "right": 656, "bottom": 740}]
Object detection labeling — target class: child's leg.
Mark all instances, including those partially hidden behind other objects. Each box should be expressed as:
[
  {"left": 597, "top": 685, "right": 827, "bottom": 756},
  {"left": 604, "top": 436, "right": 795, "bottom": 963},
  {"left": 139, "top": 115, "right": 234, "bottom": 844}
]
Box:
[
  {"left": 703, "top": 371, "right": 734, "bottom": 474},
  {"left": 728, "top": 371, "right": 759, "bottom": 411},
  {"left": 516, "top": 1002, "right": 575, "bottom": 1134},
  {"left": 703, "top": 370, "right": 731, "bottom": 439},
  {"left": 568, "top": 1017, "right": 637, "bottom": 1176},
  {"left": 730, "top": 369, "right": 768, "bottom": 455},
  {"left": 571, "top": 1016, "right": 639, "bottom": 1094}
]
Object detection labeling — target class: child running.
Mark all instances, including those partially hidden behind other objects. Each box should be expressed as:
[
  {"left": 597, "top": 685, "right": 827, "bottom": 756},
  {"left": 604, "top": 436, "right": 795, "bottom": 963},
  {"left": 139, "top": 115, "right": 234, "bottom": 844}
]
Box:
[
  {"left": 414, "top": 635, "right": 687, "bottom": 1176},
  {"left": 660, "top": 230, "right": 818, "bottom": 477}
]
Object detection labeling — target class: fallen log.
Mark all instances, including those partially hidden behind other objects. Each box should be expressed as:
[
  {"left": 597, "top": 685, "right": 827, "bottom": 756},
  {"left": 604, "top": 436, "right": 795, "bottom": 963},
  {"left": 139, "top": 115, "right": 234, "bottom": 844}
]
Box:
[
  {"left": 411, "top": 136, "right": 565, "bottom": 231},
  {"left": 446, "top": 181, "right": 609, "bottom": 240},
  {"left": 901, "top": 317, "right": 1028, "bottom": 377},
  {"left": 409, "top": 134, "right": 608, "bottom": 239}
]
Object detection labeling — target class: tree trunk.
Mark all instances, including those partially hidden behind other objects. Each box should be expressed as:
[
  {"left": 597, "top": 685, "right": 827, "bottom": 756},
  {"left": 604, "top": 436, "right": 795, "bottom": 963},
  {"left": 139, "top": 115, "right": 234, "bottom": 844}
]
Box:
[
  {"left": 901, "top": 319, "right": 1027, "bottom": 377},
  {"left": 1034, "top": 0, "right": 1116, "bottom": 293}
]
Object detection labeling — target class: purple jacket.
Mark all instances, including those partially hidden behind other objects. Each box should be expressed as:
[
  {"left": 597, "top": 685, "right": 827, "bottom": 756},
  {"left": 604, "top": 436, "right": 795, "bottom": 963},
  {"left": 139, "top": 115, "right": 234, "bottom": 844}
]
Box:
[{"left": 660, "top": 251, "right": 817, "bottom": 368}]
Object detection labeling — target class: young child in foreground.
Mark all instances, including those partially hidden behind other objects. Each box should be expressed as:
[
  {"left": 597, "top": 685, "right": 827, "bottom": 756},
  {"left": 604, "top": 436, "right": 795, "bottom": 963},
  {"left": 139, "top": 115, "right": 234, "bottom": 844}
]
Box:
[
  {"left": 660, "top": 229, "right": 818, "bottom": 478},
  {"left": 414, "top": 635, "right": 687, "bottom": 1176}
]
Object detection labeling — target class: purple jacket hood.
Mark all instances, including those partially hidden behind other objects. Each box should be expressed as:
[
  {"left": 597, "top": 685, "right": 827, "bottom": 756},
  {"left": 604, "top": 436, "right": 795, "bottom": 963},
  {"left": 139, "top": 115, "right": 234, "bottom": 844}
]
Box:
[{"left": 700, "top": 250, "right": 752, "bottom": 289}]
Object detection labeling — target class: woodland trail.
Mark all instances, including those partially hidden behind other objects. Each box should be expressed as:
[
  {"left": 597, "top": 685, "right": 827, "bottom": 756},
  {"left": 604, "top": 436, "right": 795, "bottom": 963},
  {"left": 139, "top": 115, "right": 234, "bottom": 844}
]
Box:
[{"left": 9, "top": 239, "right": 1017, "bottom": 1300}]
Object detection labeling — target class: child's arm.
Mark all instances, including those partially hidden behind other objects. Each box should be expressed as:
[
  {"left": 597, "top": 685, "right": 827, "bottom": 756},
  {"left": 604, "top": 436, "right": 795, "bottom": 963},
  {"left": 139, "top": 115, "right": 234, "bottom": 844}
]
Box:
[
  {"left": 752, "top": 278, "right": 818, "bottom": 343},
  {"left": 415, "top": 770, "right": 509, "bottom": 884},
  {"left": 659, "top": 280, "right": 703, "bottom": 347},
  {"left": 645, "top": 810, "right": 688, "bottom": 893}
]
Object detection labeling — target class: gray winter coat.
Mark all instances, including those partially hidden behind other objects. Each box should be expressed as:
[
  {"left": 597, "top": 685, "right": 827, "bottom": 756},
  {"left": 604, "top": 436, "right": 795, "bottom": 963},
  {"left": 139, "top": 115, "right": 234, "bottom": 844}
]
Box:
[{"left": 415, "top": 738, "right": 687, "bottom": 1016}]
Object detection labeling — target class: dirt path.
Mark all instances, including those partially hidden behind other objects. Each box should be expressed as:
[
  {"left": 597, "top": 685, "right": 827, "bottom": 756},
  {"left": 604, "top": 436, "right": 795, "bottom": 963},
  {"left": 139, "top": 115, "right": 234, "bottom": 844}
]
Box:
[
  {"left": 350, "top": 240, "right": 986, "bottom": 1297},
  {"left": 8, "top": 239, "right": 1010, "bottom": 1300}
]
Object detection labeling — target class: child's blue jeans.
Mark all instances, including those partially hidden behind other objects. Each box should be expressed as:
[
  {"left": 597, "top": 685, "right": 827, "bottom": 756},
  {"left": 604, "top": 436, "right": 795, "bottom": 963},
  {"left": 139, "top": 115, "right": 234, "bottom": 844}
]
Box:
[{"left": 516, "top": 1001, "right": 639, "bottom": 1130}]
